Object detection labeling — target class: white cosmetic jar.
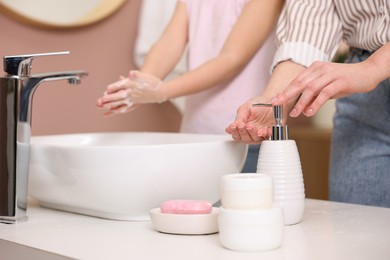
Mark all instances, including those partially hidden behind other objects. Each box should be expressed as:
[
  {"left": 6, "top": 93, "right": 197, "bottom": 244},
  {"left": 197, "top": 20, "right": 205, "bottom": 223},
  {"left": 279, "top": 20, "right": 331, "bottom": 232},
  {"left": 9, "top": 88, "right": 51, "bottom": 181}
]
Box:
[
  {"left": 218, "top": 206, "right": 284, "bottom": 252},
  {"left": 220, "top": 173, "right": 273, "bottom": 210}
]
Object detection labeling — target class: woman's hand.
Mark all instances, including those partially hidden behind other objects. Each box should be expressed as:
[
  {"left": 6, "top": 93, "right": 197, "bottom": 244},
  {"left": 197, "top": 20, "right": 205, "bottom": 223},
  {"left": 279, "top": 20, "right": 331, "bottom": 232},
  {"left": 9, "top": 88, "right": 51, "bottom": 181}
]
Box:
[{"left": 271, "top": 60, "right": 379, "bottom": 117}]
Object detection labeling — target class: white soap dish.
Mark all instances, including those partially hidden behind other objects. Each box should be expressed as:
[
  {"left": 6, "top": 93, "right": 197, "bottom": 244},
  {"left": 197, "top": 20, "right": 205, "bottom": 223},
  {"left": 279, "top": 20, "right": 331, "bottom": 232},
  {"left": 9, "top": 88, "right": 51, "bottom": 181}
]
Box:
[{"left": 149, "top": 207, "right": 219, "bottom": 235}]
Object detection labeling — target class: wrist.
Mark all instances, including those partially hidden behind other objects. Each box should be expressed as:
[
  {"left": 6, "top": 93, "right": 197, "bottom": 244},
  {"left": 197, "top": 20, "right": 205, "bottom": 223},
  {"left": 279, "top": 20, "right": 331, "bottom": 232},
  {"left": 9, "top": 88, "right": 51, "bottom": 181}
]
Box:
[
  {"left": 363, "top": 58, "right": 387, "bottom": 88},
  {"left": 158, "top": 81, "right": 170, "bottom": 102}
]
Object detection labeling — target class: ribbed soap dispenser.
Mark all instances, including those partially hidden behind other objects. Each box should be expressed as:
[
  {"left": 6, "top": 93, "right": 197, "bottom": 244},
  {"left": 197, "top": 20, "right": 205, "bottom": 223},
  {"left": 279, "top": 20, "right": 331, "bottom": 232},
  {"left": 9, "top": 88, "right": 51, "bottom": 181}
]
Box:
[{"left": 254, "top": 104, "right": 305, "bottom": 225}]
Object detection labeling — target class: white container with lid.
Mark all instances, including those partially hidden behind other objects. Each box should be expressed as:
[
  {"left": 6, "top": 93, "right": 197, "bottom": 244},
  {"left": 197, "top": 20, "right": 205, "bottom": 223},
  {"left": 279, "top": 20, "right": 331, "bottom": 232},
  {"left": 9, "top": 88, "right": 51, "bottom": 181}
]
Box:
[
  {"left": 218, "top": 206, "right": 284, "bottom": 251},
  {"left": 220, "top": 173, "right": 273, "bottom": 210}
]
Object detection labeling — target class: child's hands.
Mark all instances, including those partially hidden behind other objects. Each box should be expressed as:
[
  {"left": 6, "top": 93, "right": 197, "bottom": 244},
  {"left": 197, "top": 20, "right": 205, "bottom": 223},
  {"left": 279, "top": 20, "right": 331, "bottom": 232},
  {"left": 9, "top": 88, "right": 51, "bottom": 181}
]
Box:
[
  {"left": 126, "top": 70, "right": 167, "bottom": 104},
  {"left": 96, "top": 71, "right": 167, "bottom": 116},
  {"left": 96, "top": 76, "right": 137, "bottom": 116}
]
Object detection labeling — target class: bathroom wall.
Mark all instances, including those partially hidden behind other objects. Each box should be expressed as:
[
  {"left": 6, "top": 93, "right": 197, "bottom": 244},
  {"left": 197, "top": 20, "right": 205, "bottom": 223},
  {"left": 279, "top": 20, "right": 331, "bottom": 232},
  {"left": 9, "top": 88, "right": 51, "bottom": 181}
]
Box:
[{"left": 0, "top": 0, "right": 181, "bottom": 136}]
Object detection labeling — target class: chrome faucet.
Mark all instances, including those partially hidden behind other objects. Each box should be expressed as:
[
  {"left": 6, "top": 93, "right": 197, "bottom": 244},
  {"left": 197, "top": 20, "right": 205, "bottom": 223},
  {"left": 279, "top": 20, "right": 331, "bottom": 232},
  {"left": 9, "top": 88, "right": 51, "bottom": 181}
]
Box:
[{"left": 0, "top": 51, "right": 88, "bottom": 223}]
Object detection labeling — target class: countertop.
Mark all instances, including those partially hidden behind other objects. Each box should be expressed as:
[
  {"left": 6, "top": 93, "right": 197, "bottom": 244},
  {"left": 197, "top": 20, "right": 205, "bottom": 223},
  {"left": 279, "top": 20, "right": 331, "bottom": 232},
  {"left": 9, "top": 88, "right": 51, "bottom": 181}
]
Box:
[{"left": 1, "top": 198, "right": 390, "bottom": 260}]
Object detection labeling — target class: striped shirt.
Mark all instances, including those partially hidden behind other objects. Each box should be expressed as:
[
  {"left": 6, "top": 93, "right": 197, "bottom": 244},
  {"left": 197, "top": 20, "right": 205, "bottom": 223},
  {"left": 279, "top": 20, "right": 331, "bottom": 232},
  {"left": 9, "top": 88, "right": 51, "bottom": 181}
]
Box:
[{"left": 272, "top": 0, "right": 390, "bottom": 69}]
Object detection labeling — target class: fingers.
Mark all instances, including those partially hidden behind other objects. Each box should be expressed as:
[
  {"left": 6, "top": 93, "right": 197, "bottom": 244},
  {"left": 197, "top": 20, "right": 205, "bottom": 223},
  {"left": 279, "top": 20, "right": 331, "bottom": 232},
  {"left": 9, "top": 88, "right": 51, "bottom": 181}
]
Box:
[
  {"left": 97, "top": 73, "right": 154, "bottom": 116},
  {"left": 128, "top": 70, "right": 150, "bottom": 85},
  {"left": 129, "top": 70, "right": 162, "bottom": 91},
  {"left": 244, "top": 123, "right": 264, "bottom": 144},
  {"left": 101, "top": 104, "right": 139, "bottom": 117},
  {"left": 227, "top": 123, "right": 266, "bottom": 144},
  {"left": 302, "top": 80, "right": 340, "bottom": 116},
  {"left": 96, "top": 88, "right": 134, "bottom": 116},
  {"left": 225, "top": 101, "right": 272, "bottom": 144},
  {"left": 272, "top": 61, "right": 338, "bottom": 117},
  {"left": 271, "top": 63, "right": 321, "bottom": 106},
  {"left": 96, "top": 97, "right": 104, "bottom": 108},
  {"left": 226, "top": 123, "right": 241, "bottom": 141},
  {"left": 99, "top": 100, "right": 131, "bottom": 114},
  {"left": 226, "top": 103, "right": 251, "bottom": 141},
  {"left": 271, "top": 79, "right": 305, "bottom": 106},
  {"left": 105, "top": 77, "right": 130, "bottom": 94},
  {"left": 237, "top": 123, "right": 254, "bottom": 142},
  {"left": 99, "top": 89, "right": 130, "bottom": 106},
  {"left": 290, "top": 70, "right": 340, "bottom": 117},
  {"left": 99, "top": 102, "right": 140, "bottom": 117},
  {"left": 128, "top": 70, "right": 141, "bottom": 80}
]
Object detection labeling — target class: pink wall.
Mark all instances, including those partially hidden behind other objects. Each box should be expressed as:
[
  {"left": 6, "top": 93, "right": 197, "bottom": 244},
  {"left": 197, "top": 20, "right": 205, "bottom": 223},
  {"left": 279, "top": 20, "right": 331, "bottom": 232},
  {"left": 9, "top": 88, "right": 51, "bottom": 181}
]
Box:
[{"left": 0, "top": 0, "right": 181, "bottom": 135}]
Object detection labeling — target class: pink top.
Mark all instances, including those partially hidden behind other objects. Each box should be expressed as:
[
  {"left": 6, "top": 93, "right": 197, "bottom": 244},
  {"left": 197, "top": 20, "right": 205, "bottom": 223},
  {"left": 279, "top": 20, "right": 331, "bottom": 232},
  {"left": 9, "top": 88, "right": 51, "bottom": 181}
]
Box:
[{"left": 179, "top": 0, "right": 276, "bottom": 134}]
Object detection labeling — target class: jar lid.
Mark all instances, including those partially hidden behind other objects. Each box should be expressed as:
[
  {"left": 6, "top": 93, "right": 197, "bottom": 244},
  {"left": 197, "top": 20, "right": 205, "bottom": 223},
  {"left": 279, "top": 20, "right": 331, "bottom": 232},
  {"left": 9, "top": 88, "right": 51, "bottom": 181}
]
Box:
[{"left": 221, "top": 173, "right": 273, "bottom": 190}]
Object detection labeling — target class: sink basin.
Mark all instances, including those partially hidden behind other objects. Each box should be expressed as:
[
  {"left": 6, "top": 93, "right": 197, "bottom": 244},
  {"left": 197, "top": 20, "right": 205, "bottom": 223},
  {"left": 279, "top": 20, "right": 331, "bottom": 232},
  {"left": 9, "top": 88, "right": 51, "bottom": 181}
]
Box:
[{"left": 28, "top": 132, "right": 247, "bottom": 221}]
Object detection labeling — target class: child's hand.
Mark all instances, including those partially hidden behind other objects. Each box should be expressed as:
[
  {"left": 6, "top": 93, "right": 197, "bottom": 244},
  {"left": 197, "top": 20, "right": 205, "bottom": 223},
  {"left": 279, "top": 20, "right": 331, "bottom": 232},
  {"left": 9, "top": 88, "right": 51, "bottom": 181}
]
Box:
[
  {"left": 96, "top": 76, "right": 137, "bottom": 116},
  {"left": 126, "top": 70, "right": 167, "bottom": 104},
  {"left": 226, "top": 96, "right": 274, "bottom": 144},
  {"left": 96, "top": 71, "right": 166, "bottom": 116}
]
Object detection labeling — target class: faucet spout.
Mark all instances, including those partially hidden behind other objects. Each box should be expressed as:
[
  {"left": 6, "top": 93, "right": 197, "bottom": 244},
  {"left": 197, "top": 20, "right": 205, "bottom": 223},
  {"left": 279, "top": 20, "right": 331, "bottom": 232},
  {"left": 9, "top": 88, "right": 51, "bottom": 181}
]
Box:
[
  {"left": 0, "top": 52, "right": 88, "bottom": 223},
  {"left": 19, "top": 70, "right": 88, "bottom": 123},
  {"left": 31, "top": 70, "right": 88, "bottom": 84}
]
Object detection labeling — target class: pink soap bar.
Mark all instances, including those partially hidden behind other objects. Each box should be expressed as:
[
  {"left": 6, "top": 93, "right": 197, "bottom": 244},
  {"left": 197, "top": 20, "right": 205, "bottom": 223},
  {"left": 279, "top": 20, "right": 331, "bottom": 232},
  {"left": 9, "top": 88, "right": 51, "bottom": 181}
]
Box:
[{"left": 160, "top": 200, "right": 212, "bottom": 214}]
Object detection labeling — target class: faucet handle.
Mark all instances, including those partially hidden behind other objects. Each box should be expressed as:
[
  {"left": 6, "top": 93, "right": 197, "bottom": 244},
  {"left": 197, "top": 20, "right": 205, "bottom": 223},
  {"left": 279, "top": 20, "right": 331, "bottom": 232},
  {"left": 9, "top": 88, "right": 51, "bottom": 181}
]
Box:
[{"left": 3, "top": 51, "right": 70, "bottom": 76}]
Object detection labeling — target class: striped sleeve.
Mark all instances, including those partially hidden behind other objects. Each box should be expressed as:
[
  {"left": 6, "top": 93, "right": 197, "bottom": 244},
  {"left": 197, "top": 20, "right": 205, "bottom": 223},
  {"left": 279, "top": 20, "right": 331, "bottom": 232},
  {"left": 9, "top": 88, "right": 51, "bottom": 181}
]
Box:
[{"left": 272, "top": 0, "right": 344, "bottom": 70}]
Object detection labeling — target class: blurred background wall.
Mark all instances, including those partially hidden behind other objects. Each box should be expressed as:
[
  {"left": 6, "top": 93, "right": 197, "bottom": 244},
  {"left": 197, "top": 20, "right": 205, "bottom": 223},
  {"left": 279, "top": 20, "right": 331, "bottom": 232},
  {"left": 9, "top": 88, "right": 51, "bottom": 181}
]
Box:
[{"left": 0, "top": 0, "right": 181, "bottom": 136}]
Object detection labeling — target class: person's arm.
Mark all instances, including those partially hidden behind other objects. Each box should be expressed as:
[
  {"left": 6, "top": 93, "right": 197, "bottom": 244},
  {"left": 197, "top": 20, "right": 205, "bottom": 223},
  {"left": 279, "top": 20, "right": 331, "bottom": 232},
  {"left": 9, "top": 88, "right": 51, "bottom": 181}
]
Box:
[
  {"left": 140, "top": 1, "right": 189, "bottom": 79},
  {"left": 96, "top": 2, "right": 188, "bottom": 114},
  {"left": 159, "top": 0, "right": 284, "bottom": 99},
  {"left": 98, "top": 0, "right": 283, "bottom": 111},
  {"left": 226, "top": 0, "right": 342, "bottom": 143},
  {"left": 272, "top": 42, "right": 390, "bottom": 117}
]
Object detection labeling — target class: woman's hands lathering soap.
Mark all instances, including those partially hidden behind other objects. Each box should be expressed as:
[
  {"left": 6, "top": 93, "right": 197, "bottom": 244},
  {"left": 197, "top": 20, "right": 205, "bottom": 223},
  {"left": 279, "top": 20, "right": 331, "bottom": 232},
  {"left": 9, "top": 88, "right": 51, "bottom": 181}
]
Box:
[{"left": 160, "top": 200, "right": 212, "bottom": 214}]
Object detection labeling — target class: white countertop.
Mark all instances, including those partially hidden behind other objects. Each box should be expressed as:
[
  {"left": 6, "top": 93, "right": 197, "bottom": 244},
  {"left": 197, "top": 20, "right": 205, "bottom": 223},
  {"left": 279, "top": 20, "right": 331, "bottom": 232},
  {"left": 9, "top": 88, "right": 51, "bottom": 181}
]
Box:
[{"left": 1, "top": 198, "right": 390, "bottom": 260}]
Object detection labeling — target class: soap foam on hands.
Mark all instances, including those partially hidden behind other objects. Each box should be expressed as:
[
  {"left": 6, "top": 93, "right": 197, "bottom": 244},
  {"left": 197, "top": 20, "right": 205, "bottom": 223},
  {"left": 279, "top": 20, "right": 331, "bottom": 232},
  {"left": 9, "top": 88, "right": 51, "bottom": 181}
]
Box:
[{"left": 161, "top": 200, "right": 212, "bottom": 214}]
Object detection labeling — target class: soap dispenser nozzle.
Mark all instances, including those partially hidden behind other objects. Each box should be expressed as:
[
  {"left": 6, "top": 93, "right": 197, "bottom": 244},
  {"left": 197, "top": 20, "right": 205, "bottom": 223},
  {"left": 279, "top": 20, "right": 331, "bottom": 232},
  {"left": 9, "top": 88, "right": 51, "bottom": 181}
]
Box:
[{"left": 252, "top": 103, "right": 288, "bottom": 140}]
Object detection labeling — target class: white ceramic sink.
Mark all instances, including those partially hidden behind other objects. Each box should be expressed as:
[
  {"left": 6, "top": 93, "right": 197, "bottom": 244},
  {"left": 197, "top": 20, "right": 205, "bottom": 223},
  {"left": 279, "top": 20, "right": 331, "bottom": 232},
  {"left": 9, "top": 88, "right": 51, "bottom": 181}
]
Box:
[{"left": 28, "top": 132, "right": 247, "bottom": 221}]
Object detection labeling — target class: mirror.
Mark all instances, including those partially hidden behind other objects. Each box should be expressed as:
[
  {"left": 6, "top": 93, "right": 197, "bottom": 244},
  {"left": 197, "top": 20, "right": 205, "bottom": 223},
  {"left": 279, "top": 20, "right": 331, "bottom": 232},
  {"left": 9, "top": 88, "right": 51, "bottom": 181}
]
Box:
[{"left": 0, "top": 0, "right": 126, "bottom": 29}]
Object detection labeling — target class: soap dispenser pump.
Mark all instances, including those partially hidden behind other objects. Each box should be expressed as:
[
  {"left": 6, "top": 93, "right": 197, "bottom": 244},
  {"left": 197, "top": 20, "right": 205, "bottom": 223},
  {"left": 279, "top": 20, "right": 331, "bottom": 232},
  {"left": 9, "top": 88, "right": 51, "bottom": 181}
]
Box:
[
  {"left": 270, "top": 104, "right": 288, "bottom": 141},
  {"left": 254, "top": 104, "right": 305, "bottom": 225}
]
